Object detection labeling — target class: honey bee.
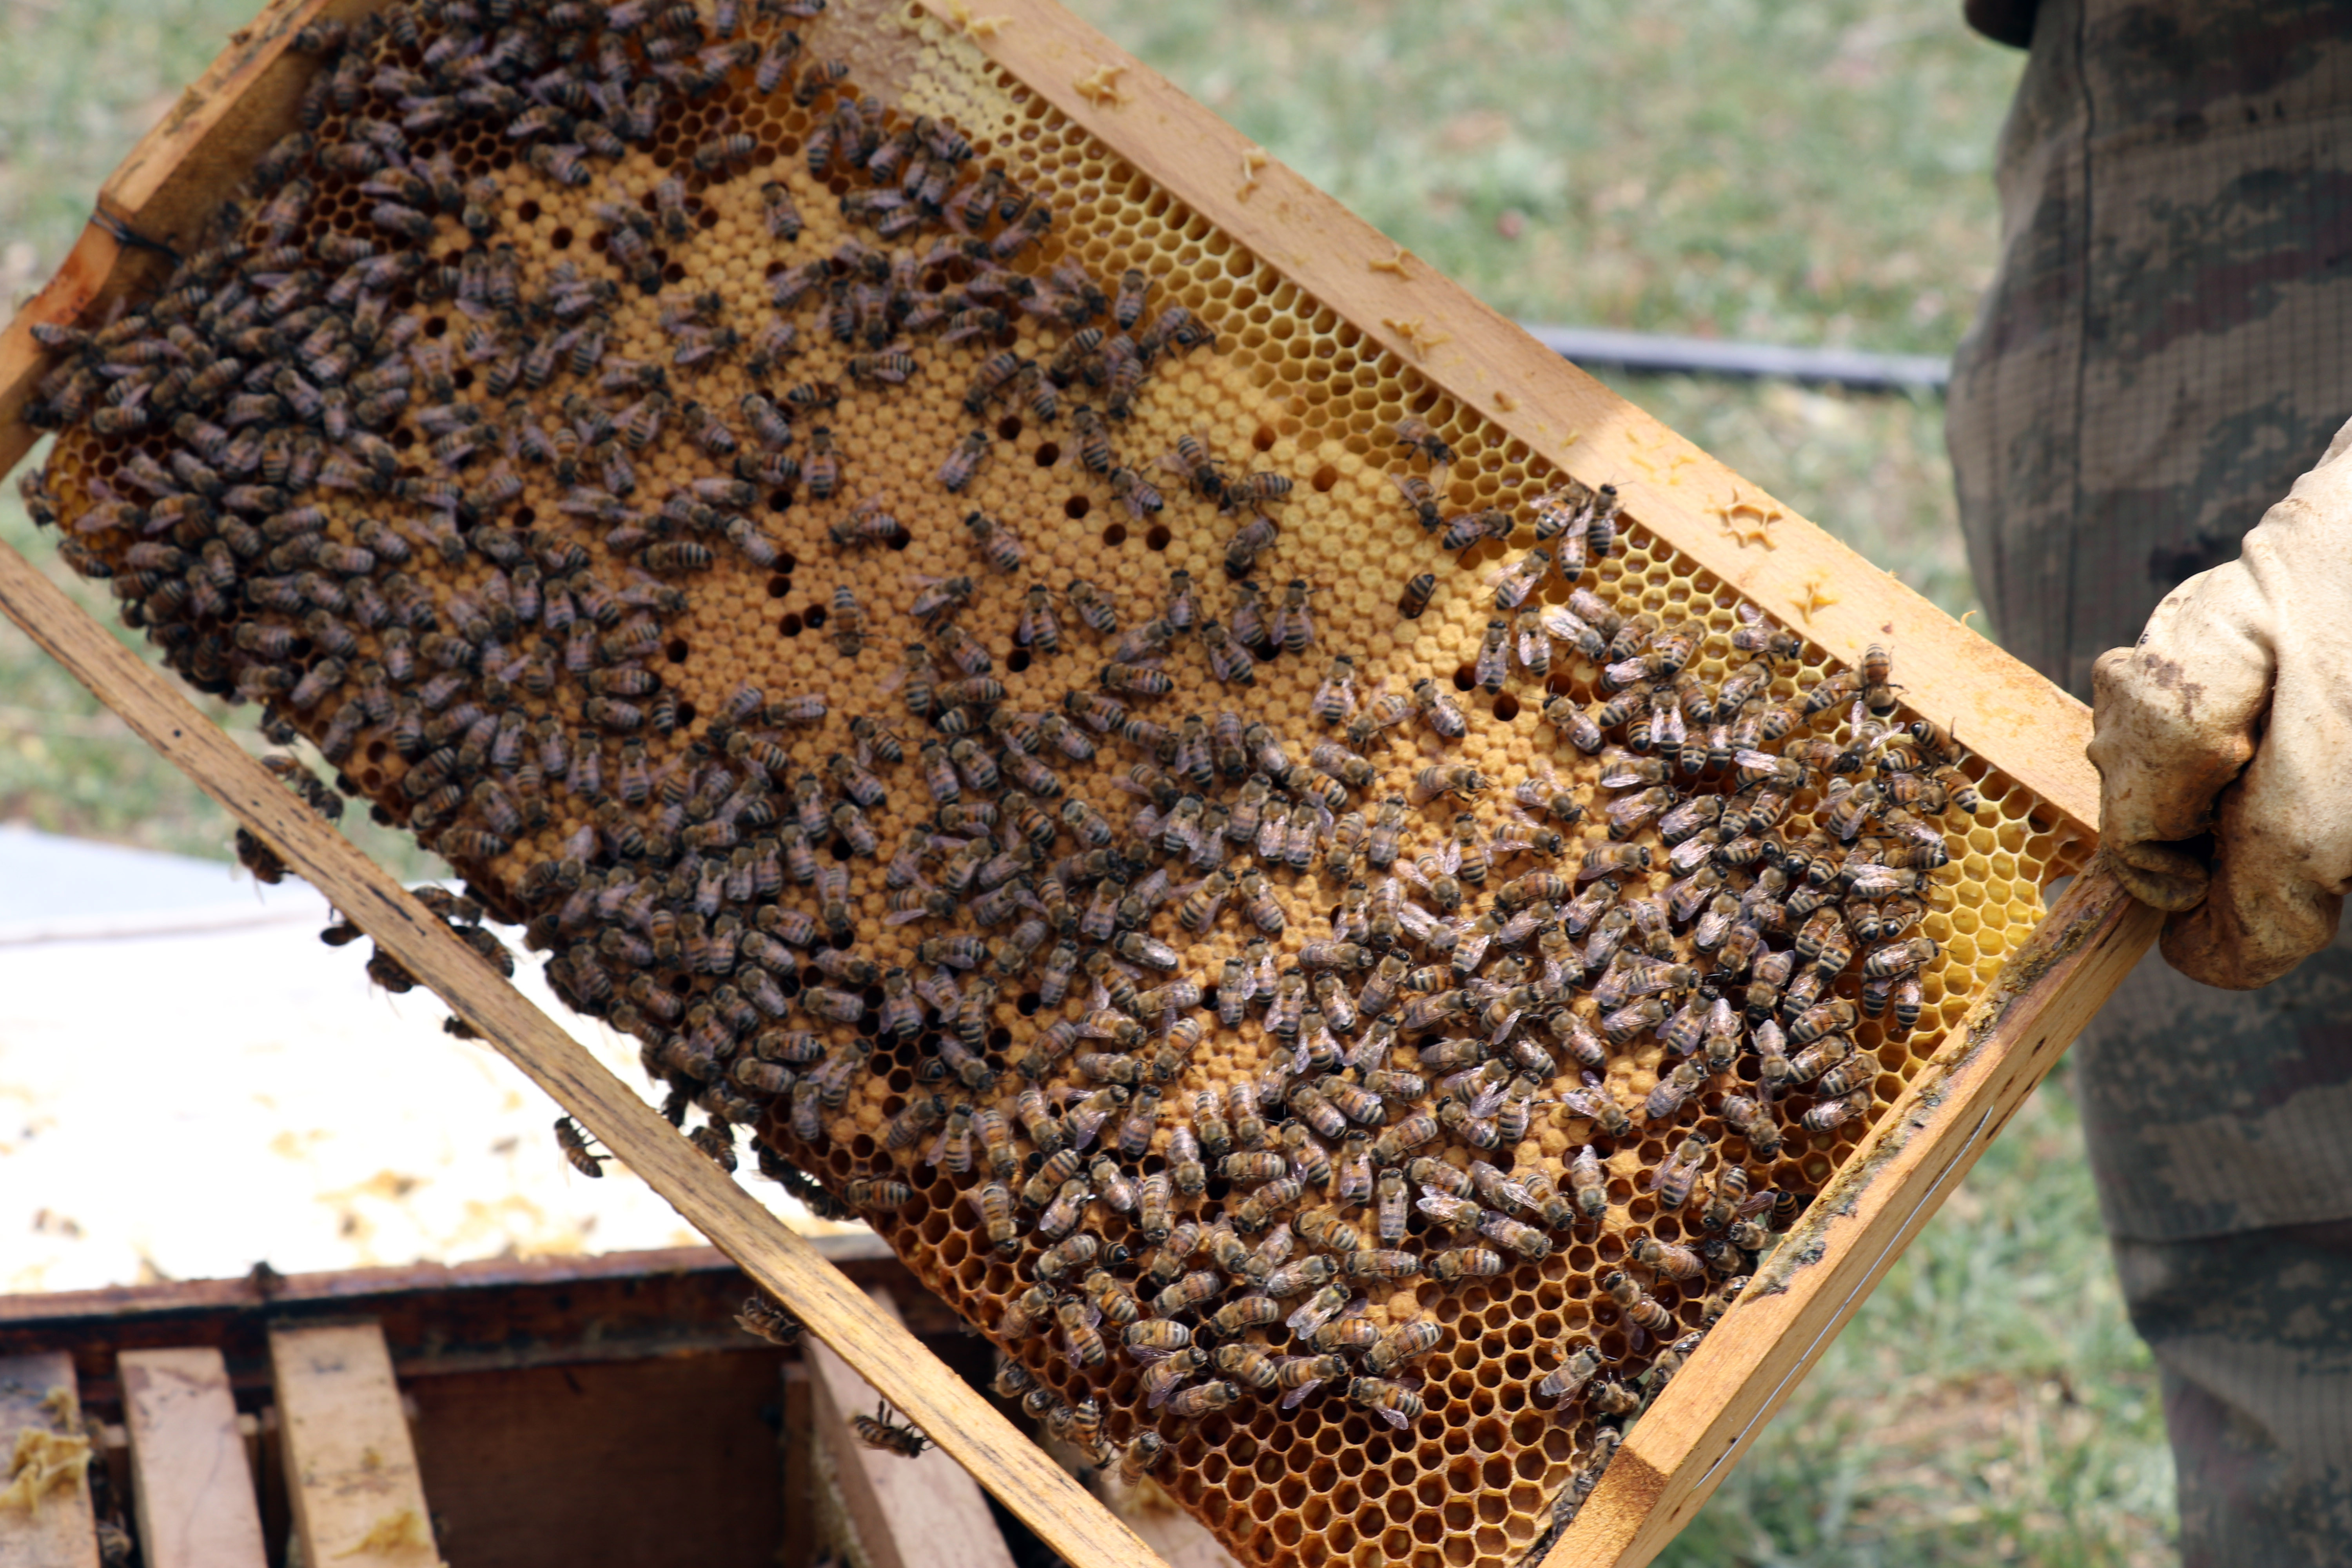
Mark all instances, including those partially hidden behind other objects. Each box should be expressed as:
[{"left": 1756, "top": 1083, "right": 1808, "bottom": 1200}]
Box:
[
  {"left": 1067, "top": 577, "right": 1120, "bottom": 636},
  {"left": 851, "top": 1400, "right": 933, "bottom": 1459},
  {"left": 1865, "top": 935, "right": 1939, "bottom": 977},
  {"left": 1271, "top": 579, "right": 1319, "bottom": 653},
  {"left": 1649, "top": 1132, "right": 1711, "bottom": 1212},
  {"left": 1109, "top": 465, "right": 1165, "bottom": 519},
  {"left": 1207, "top": 1342, "right": 1279, "bottom": 1392},
  {"left": 1346, "top": 1376, "right": 1426, "bottom": 1430},
  {"left": 1192, "top": 618, "right": 1255, "bottom": 686},
  {"left": 554, "top": 1116, "right": 607, "bottom": 1178},
  {"left": 1159, "top": 432, "right": 1228, "bottom": 507},
  {"left": 1892, "top": 972, "right": 1926, "bottom": 1033},
  {"left": 1390, "top": 416, "right": 1456, "bottom": 473},
  {"left": 1633, "top": 1234, "right": 1705, "bottom": 1281},
  {"left": 1789, "top": 998, "right": 1860, "bottom": 1046},
  {"left": 1803, "top": 1092, "right": 1868, "bottom": 1134},
  {"left": 1410, "top": 679, "right": 1468, "bottom": 742},
  {"left": 937, "top": 430, "right": 991, "bottom": 492},
  {"left": 1165, "top": 1381, "right": 1239, "bottom": 1420},
  {"left": 1410, "top": 763, "right": 1487, "bottom": 805},
  {"left": 1100, "top": 661, "right": 1173, "bottom": 697},
  {"left": 1051, "top": 1294, "right": 1109, "bottom": 1368}
]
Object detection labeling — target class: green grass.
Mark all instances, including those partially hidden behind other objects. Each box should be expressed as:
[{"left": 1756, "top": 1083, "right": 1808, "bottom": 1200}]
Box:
[
  {"left": 0, "top": 0, "right": 2173, "bottom": 1557},
  {"left": 1067, "top": 0, "right": 2020, "bottom": 356}
]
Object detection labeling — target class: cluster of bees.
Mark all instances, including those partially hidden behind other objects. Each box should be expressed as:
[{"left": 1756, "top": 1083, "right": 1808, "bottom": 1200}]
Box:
[{"left": 16, "top": 0, "right": 1979, "bottom": 1544}]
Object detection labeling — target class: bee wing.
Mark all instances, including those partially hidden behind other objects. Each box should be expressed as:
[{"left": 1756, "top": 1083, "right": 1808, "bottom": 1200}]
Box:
[
  {"left": 1394, "top": 893, "right": 1437, "bottom": 937},
  {"left": 1487, "top": 1007, "right": 1523, "bottom": 1046},
  {"left": 1435, "top": 840, "right": 1461, "bottom": 876},
  {"left": 882, "top": 906, "right": 934, "bottom": 926}
]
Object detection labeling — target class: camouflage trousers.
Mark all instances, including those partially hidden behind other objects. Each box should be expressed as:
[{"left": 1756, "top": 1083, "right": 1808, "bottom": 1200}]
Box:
[
  {"left": 2074, "top": 926, "right": 2352, "bottom": 1568},
  {"left": 1945, "top": 0, "right": 2352, "bottom": 1559}
]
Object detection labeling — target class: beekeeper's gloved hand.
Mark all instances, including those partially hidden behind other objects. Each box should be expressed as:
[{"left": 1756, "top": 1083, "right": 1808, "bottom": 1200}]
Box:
[{"left": 2088, "top": 412, "right": 2352, "bottom": 989}]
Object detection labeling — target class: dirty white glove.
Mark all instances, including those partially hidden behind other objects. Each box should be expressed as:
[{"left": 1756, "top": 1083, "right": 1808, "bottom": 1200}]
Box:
[{"left": 2087, "top": 414, "right": 2352, "bottom": 989}]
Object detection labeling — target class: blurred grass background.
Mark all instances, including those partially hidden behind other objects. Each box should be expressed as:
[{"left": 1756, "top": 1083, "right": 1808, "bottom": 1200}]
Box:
[{"left": 0, "top": 0, "right": 2172, "bottom": 1560}]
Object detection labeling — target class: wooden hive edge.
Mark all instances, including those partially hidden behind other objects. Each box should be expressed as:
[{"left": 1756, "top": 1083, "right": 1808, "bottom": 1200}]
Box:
[{"left": 902, "top": 0, "right": 2098, "bottom": 836}]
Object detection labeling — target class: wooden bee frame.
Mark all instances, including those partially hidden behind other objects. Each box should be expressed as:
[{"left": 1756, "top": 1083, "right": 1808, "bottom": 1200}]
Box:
[{"left": 0, "top": 2, "right": 2160, "bottom": 1566}]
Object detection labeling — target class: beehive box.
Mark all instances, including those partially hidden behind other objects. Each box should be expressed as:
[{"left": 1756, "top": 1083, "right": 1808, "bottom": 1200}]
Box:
[{"left": 0, "top": 3, "right": 2160, "bottom": 1566}]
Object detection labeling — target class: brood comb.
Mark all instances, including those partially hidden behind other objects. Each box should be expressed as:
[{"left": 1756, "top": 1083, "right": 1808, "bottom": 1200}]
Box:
[{"left": 7, "top": 2, "right": 2113, "bottom": 1566}]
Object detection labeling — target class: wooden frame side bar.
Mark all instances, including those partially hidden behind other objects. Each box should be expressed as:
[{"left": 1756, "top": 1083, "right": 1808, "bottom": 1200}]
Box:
[
  {"left": 119, "top": 1347, "right": 269, "bottom": 1568},
  {"left": 266, "top": 1322, "right": 438, "bottom": 1568},
  {"left": 0, "top": 536, "right": 1163, "bottom": 1568},
  {"left": 904, "top": 0, "right": 2097, "bottom": 834},
  {"left": 0, "top": 0, "right": 345, "bottom": 473},
  {"left": 1544, "top": 870, "right": 2158, "bottom": 1567}
]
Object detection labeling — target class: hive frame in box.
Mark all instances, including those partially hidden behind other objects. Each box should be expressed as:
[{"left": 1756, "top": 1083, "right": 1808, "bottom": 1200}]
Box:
[{"left": 0, "top": 0, "right": 2160, "bottom": 1564}]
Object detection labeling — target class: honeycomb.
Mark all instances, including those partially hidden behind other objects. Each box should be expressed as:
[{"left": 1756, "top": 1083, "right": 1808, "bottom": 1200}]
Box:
[{"left": 16, "top": 2, "right": 2087, "bottom": 1564}]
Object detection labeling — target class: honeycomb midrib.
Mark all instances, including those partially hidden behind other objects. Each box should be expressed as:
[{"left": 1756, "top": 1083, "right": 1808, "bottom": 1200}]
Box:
[{"left": 23, "top": 4, "right": 2082, "bottom": 1566}]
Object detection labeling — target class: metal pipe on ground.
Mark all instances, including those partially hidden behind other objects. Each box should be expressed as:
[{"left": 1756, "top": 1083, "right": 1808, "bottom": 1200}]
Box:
[{"left": 1519, "top": 322, "right": 1951, "bottom": 392}]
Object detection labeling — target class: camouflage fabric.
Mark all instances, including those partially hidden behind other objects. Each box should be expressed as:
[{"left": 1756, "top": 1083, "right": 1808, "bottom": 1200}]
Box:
[
  {"left": 2071, "top": 924, "right": 2352, "bottom": 1244},
  {"left": 1946, "top": 0, "right": 2352, "bottom": 1554},
  {"left": 1945, "top": 0, "right": 2352, "bottom": 704},
  {"left": 2113, "top": 1220, "right": 2352, "bottom": 1566}
]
